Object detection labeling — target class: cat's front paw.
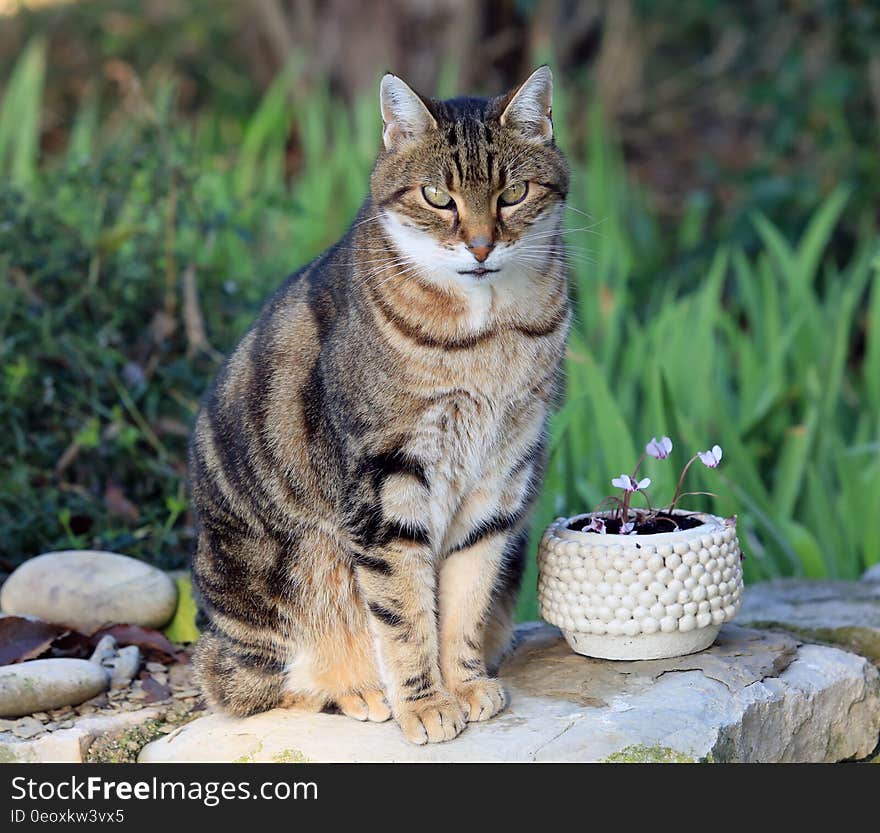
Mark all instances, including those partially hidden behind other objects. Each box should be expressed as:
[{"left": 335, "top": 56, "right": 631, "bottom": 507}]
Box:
[
  {"left": 451, "top": 677, "right": 508, "bottom": 722},
  {"left": 394, "top": 691, "right": 466, "bottom": 745},
  {"left": 336, "top": 689, "right": 392, "bottom": 723}
]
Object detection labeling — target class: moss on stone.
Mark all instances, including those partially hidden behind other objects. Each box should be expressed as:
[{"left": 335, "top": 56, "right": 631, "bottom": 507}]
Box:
[
  {"left": 271, "top": 748, "right": 311, "bottom": 763},
  {"left": 232, "top": 741, "right": 264, "bottom": 763},
  {"left": 233, "top": 743, "right": 311, "bottom": 763},
  {"left": 86, "top": 719, "right": 165, "bottom": 763},
  {"left": 85, "top": 707, "right": 201, "bottom": 763},
  {"left": 748, "top": 621, "right": 880, "bottom": 664},
  {"left": 0, "top": 743, "right": 20, "bottom": 763},
  {"left": 603, "top": 744, "right": 708, "bottom": 763}
]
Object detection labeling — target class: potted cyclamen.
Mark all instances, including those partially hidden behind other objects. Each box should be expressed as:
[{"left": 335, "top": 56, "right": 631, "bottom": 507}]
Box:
[{"left": 537, "top": 437, "right": 744, "bottom": 660}]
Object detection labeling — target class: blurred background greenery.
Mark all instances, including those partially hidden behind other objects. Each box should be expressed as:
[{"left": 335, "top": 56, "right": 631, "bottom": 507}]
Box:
[{"left": 1, "top": 0, "right": 878, "bottom": 620}]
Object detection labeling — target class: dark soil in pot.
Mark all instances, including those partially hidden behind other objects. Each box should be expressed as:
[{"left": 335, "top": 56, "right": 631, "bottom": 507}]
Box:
[{"left": 567, "top": 511, "right": 705, "bottom": 536}]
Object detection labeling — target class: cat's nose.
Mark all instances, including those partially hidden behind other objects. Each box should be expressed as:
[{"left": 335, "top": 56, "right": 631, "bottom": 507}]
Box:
[{"left": 467, "top": 237, "right": 494, "bottom": 262}]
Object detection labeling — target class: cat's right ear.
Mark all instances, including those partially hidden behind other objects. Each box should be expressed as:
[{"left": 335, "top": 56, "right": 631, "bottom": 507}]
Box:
[
  {"left": 499, "top": 65, "right": 554, "bottom": 142},
  {"left": 380, "top": 74, "right": 436, "bottom": 151}
]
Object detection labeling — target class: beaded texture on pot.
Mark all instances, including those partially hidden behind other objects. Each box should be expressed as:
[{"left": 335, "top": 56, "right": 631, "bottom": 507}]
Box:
[{"left": 537, "top": 514, "right": 743, "bottom": 639}]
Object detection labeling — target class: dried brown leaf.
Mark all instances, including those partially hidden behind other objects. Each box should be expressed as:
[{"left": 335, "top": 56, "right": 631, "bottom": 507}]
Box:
[
  {"left": 0, "top": 617, "right": 69, "bottom": 666},
  {"left": 140, "top": 674, "right": 172, "bottom": 703}
]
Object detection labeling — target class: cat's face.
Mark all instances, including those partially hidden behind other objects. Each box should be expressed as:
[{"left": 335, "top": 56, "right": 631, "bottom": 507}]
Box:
[{"left": 371, "top": 67, "right": 569, "bottom": 289}]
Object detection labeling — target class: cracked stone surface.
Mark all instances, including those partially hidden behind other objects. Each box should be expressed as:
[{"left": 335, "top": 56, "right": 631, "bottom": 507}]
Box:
[
  {"left": 738, "top": 578, "right": 880, "bottom": 663},
  {"left": 1, "top": 706, "right": 173, "bottom": 763},
  {"left": 139, "top": 623, "right": 880, "bottom": 763}
]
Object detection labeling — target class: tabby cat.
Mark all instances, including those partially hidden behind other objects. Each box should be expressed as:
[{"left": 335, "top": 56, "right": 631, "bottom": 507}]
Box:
[{"left": 189, "top": 66, "right": 570, "bottom": 745}]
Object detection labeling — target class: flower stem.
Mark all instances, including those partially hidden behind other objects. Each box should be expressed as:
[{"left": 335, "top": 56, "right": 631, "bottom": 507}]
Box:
[
  {"left": 668, "top": 455, "right": 699, "bottom": 513},
  {"left": 631, "top": 452, "right": 646, "bottom": 479},
  {"left": 620, "top": 490, "right": 632, "bottom": 524}
]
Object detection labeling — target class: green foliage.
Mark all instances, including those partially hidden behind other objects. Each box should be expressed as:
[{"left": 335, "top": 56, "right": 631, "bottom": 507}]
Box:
[
  {"left": 0, "top": 38, "right": 380, "bottom": 567},
  {"left": 1, "top": 38, "right": 878, "bottom": 625},
  {"left": 518, "top": 116, "right": 880, "bottom": 617},
  {"left": 0, "top": 37, "right": 45, "bottom": 188},
  {"left": 163, "top": 578, "right": 200, "bottom": 644}
]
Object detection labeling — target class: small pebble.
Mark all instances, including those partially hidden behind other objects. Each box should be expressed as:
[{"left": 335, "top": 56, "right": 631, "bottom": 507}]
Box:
[
  {"left": 48, "top": 707, "right": 74, "bottom": 719},
  {"left": 89, "top": 634, "right": 118, "bottom": 666},
  {"left": 168, "top": 665, "right": 191, "bottom": 688},
  {"left": 107, "top": 646, "right": 141, "bottom": 689},
  {"left": 12, "top": 717, "right": 44, "bottom": 739},
  {"left": 145, "top": 662, "right": 167, "bottom": 674}
]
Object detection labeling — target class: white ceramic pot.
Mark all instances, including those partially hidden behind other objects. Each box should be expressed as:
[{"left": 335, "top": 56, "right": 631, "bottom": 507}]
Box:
[{"left": 537, "top": 511, "right": 744, "bottom": 660}]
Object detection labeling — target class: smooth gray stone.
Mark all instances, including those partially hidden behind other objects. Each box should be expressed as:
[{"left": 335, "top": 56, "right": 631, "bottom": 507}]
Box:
[
  {"left": 1, "top": 550, "right": 177, "bottom": 632},
  {"left": 0, "top": 659, "right": 109, "bottom": 719}
]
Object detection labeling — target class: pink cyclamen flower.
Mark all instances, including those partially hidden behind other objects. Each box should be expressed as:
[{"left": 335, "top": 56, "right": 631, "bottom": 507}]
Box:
[
  {"left": 611, "top": 474, "right": 651, "bottom": 492},
  {"left": 586, "top": 517, "right": 606, "bottom": 534},
  {"left": 646, "top": 436, "right": 673, "bottom": 459},
  {"left": 698, "top": 445, "right": 723, "bottom": 468},
  {"left": 621, "top": 521, "right": 636, "bottom": 535}
]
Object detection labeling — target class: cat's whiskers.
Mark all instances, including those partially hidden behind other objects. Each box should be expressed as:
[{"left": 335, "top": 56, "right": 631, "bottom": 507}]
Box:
[
  {"left": 514, "top": 242, "right": 595, "bottom": 265},
  {"left": 351, "top": 257, "right": 435, "bottom": 292},
  {"left": 350, "top": 212, "right": 386, "bottom": 230}
]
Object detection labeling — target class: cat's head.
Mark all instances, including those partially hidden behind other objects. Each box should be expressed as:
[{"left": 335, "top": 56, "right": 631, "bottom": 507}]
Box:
[{"left": 370, "top": 67, "right": 569, "bottom": 287}]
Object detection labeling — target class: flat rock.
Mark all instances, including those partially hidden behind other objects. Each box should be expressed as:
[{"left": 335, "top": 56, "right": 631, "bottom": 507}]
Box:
[
  {"left": 863, "top": 565, "right": 880, "bottom": 584},
  {"left": 738, "top": 578, "right": 880, "bottom": 663},
  {"left": 0, "top": 659, "right": 109, "bottom": 718},
  {"left": 139, "top": 623, "right": 880, "bottom": 763},
  {"left": 0, "top": 550, "right": 177, "bottom": 632}
]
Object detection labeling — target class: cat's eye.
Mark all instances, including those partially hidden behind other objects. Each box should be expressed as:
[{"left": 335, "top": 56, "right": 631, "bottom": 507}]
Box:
[
  {"left": 499, "top": 181, "right": 528, "bottom": 206},
  {"left": 422, "top": 184, "right": 454, "bottom": 209}
]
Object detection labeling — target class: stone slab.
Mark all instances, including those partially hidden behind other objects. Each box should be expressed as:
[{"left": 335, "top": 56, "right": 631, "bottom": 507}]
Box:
[
  {"left": 139, "top": 623, "right": 880, "bottom": 763},
  {"left": 1, "top": 706, "right": 171, "bottom": 763},
  {"left": 738, "top": 578, "right": 880, "bottom": 663}
]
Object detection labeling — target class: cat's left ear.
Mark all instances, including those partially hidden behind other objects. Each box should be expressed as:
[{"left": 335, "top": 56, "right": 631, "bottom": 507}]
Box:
[
  {"left": 380, "top": 74, "right": 437, "bottom": 151},
  {"left": 499, "top": 65, "right": 554, "bottom": 141}
]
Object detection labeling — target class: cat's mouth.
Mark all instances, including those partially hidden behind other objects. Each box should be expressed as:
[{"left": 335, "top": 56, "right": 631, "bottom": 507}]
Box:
[{"left": 457, "top": 266, "right": 500, "bottom": 278}]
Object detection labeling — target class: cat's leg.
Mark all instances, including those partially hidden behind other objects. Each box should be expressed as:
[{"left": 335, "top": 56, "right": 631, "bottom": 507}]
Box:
[
  {"left": 284, "top": 635, "right": 391, "bottom": 723},
  {"left": 438, "top": 457, "right": 536, "bottom": 721},
  {"left": 275, "top": 530, "right": 392, "bottom": 723},
  {"left": 482, "top": 530, "right": 528, "bottom": 672},
  {"left": 354, "top": 548, "right": 466, "bottom": 744},
  {"left": 192, "top": 527, "right": 310, "bottom": 717},
  {"left": 194, "top": 627, "right": 325, "bottom": 716},
  {"left": 350, "top": 464, "right": 465, "bottom": 745},
  {"left": 437, "top": 532, "right": 521, "bottom": 721}
]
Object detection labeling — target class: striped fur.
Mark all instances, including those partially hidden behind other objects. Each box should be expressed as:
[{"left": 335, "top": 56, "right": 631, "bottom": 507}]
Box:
[{"left": 190, "top": 67, "right": 570, "bottom": 744}]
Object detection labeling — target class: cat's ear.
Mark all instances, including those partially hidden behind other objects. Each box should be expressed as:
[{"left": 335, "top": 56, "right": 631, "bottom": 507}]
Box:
[
  {"left": 380, "top": 74, "right": 436, "bottom": 151},
  {"left": 499, "top": 65, "right": 554, "bottom": 141}
]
